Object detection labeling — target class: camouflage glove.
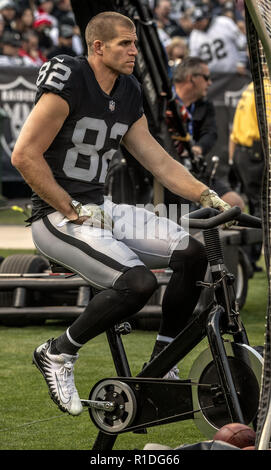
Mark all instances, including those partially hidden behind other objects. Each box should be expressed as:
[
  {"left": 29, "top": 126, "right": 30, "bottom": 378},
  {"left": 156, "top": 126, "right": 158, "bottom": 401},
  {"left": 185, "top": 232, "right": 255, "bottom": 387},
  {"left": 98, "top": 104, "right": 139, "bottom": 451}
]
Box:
[
  {"left": 199, "top": 189, "right": 231, "bottom": 211},
  {"left": 78, "top": 204, "right": 113, "bottom": 231},
  {"left": 58, "top": 203, "right": 113, "bottom": 231},
  {"left": 199, "top": 189, "right": 234, "bottom": 228}
]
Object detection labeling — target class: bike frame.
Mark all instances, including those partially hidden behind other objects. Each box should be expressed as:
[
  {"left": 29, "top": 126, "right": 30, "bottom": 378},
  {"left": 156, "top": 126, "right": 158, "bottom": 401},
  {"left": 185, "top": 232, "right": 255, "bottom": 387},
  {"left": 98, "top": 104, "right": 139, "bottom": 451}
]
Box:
[
  {"left": 88, "top": 207, "right": 262, "bottom": 450},
  {"left": 92, "top": 231, "right": 247, "bottom": 446}
]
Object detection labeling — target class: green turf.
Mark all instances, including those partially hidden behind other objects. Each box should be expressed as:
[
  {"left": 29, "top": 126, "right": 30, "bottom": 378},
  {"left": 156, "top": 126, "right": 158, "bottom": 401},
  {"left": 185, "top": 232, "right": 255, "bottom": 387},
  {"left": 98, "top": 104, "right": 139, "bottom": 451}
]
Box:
[
  {"left": 0, "top": 264, "right": 267, "bottom": 450},
  {"left": 0, "top": 249, "right": 36, "bottom": 258},
  {"left": 0, "top": 206, "right": 29, "bottom": 226}
]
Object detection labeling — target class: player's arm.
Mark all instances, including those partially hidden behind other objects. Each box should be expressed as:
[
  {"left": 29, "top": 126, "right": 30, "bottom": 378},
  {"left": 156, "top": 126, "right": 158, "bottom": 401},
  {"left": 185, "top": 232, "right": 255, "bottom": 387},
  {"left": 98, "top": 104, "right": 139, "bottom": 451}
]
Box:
[
  {"left": 122, "top": 114, "right": 208, "bottom": 203},
  {"left": 228, "top": 137, "right": 236, "bottom": 165},
  {"left": 11, "top": 92, "right": 78, "bottom": 221}
]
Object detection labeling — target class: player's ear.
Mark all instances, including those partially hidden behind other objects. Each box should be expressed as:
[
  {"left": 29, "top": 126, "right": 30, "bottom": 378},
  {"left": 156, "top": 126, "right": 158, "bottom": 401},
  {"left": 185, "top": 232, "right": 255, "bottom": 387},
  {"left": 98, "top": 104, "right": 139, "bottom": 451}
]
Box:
[{"left": 93, "top": 39, "right": 104, "bottom": 55}]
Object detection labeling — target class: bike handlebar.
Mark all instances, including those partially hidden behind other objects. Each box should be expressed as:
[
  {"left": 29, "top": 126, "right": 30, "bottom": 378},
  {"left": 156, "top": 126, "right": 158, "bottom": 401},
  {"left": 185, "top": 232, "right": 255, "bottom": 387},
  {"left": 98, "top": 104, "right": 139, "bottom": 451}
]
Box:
[{"left": 181, "top": 206, "right": 262, "bottom": 229}]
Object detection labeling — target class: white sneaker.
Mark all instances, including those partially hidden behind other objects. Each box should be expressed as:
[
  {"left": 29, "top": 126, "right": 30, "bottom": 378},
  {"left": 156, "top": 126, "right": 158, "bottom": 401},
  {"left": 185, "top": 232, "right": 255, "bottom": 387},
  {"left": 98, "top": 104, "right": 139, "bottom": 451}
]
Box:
[
  {"left": 33, "top": 339, "right": 83, "bottom": 416},
  {"left": 164, "top": 365, "right": 180, "bottom": 380}
]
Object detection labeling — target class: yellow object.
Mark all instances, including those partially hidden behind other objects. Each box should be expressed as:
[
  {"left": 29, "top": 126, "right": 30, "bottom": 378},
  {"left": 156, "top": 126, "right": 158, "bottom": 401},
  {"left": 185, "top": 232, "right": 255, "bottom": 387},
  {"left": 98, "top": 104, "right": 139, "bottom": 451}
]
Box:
[
  {"left": 171, "top": 133, "right": 191, "bottom": 142},
  {"left": 230, "top": 82, "right": 260, "bottom": 147},
  {"left": 11, "top": 205, "right": 24, "bottom": 213}
]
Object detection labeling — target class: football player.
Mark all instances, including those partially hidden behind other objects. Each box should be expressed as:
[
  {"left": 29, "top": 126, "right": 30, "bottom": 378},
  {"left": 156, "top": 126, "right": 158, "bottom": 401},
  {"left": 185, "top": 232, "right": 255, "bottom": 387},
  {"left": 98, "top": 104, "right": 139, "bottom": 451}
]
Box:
[{"left": 12, "top": 11, "right": 231, "bottom": 416}]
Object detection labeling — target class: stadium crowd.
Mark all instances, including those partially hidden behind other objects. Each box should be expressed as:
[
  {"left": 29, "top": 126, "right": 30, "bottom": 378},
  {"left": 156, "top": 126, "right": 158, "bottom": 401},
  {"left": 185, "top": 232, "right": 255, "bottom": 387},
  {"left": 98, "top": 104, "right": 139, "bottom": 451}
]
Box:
[
  {"left": 0, "top": 0, "right": 248, "bottom": 70},
  {"left": 0, "top": 0, "right": 84, "bottom": 65}
]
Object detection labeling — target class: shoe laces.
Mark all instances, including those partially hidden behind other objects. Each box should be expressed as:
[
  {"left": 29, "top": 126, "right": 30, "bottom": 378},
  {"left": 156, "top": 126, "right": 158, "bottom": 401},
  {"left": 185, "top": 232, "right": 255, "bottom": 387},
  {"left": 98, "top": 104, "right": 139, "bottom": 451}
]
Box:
[{"left": 59, "top": 361, "right": 77, "bottom": 395}]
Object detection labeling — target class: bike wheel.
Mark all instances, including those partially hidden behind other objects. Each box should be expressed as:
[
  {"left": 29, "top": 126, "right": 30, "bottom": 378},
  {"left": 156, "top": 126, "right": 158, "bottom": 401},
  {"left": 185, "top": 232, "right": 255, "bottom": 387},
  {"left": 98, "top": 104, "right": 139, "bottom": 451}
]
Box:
[{"left": 189, "top": 342, "right": 263, "bottom": 438}]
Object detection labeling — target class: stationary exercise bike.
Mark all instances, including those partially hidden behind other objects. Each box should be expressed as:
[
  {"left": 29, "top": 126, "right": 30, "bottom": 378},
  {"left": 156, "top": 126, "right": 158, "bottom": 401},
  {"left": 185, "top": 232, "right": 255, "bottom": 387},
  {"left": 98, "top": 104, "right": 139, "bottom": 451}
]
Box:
[{"left": 81, "top": 206, "right": 263, "bottom": 451}]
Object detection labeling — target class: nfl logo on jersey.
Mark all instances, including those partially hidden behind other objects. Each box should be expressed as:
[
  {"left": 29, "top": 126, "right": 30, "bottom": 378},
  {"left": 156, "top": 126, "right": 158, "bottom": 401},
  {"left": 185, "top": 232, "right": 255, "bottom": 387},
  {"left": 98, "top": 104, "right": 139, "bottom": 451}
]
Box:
[{"left": 109, "top": 100, "right": 115, "bottom": 112}]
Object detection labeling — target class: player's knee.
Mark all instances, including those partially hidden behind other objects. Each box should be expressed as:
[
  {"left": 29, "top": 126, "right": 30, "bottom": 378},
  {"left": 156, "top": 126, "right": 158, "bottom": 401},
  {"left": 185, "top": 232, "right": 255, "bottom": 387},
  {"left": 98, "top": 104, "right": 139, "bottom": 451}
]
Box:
[
  {"left": 170, "top": 235, "right": 207, "bottom": 271},
  {"left": 114, "top": 266, "right": 158, "bottom": 303}
]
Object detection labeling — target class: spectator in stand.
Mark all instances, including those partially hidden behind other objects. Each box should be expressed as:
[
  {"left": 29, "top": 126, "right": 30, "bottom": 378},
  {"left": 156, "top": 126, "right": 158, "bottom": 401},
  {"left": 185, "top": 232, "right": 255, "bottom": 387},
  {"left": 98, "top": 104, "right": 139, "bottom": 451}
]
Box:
[
  {"left": 47, "top": 23, "right": 76, "bottom": 59},
  {"left": 33, "top": 11, "right": 54, "bottom": 56},
  {"left": 0, "top": 0, "right": 17, "bottom": 32},
  {"left": 50, "top": 15, "right": 83, "bottom": 56},
  {"left": 36, "top": 0, "right": 56, "bottom": 19},
  {"left": 219, "top": 1, "right": 247, "bottom": 44},
  {"left": 34, "top": 1, "right": 59, "bottom": 46},
  {"left": 166, "top": 36, "right": 189, "bottom": 68},
  {"left": 211, "top": 0, "right": 244, "bottom": 20},
  {"left": 169, "top": 0, "right": 195, "bottom": 22},
  {"left": 35, "top": 0, "right": 58, "bottom": 30},
  {"left": 154, "top": 0, "right": 190, "bottom": 38},
  {"left": 19, "top": 29, "right": 47, "bottom": 66},
  {"left": 0, "top": 29, "right": 33, "bottom": 65},
  {"left": 221, "top": 1, "right": 235, "bottom": 20},
  {"left": 189, "top": 3, "right": 248, "bottom": 74},
  {"left": 10, "top": 6, "right": 34, "bottom": 35},
  {"left": 178, "top": 11, "right": 193, "bottom": 37},
  {"left": 51, "top": 0, "right": 74, "bottom": 24},
  {"left": 235, "top": 0, "right": 245, "bottom": 17}
]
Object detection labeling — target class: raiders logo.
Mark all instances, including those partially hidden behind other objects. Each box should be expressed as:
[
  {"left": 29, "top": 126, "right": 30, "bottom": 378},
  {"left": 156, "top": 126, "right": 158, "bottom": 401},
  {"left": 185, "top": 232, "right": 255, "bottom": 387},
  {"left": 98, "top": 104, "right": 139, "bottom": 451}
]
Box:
[{"left": 0, "top": 74, "right": 37, "bottom": 159}]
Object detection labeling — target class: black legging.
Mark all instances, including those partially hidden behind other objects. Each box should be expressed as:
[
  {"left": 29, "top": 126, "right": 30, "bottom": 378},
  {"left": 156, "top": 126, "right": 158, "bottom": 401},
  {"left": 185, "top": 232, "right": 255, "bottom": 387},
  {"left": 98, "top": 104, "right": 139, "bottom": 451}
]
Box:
[
  {"left": 159, "top": 235, "right": 208, "bottom": 338},
  {"left": 68, "top": 265, "right": 157, "bottom": 345},
  {"left": 234, "top": 145, "right": 264, "bottom": 263},
  {"left": 55, "top": 236, "right": 207, "bottom": 353}
]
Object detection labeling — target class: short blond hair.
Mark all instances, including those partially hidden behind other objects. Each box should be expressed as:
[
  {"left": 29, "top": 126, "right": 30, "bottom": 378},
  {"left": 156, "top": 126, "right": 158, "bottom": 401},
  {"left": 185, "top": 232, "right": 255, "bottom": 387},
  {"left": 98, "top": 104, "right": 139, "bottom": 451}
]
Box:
[{"left": 85, "top": 11, "right": 135, "bottom": 54}]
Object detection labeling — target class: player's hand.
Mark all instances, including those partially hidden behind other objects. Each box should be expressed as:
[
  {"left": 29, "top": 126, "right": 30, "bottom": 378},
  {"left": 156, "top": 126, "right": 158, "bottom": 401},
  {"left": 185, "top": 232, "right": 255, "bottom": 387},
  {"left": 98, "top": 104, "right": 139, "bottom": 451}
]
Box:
[
  {"left": 200, "top": 189, "right": 230, "bottom": 211},
  {"left": 58, "top": 204, "right": 113, "bottom": 231},
  {"left": 191, "top": 145, "right": 203, "bottom": 156},
  {"left": 69, "top": 216, "right": 90, "bottom": 225},
  {"left": 77, "top": 205, "right": 113, "bottom": 231},
  {"left": 199, "top": 189, "right": 234, "bottom": 228}
]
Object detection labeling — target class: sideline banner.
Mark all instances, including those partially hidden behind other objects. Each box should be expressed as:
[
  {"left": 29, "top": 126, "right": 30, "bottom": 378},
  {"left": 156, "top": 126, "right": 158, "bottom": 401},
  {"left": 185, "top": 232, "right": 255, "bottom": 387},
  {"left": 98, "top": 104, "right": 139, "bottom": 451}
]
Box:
[
  {"left": 0, "top": 66, "right": 38, "bottom": 182},
  {"left": 0, "top": 66, "right": 250, "bottom": 182}
]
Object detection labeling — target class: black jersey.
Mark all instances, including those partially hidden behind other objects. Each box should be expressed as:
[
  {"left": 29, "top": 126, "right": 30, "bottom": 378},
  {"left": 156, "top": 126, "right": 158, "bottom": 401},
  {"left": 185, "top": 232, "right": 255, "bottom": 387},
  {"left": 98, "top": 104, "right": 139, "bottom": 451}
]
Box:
[{"left": 30, "top": 55, "right": 143, "bottom": 221}]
